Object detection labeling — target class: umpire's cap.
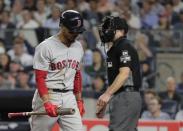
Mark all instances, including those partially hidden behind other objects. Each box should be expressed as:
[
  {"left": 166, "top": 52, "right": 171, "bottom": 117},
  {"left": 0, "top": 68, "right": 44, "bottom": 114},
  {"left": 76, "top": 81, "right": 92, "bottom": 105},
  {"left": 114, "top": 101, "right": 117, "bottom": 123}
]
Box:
[{"left": 60, "top": 10, "right": 85, "bottom": 33}]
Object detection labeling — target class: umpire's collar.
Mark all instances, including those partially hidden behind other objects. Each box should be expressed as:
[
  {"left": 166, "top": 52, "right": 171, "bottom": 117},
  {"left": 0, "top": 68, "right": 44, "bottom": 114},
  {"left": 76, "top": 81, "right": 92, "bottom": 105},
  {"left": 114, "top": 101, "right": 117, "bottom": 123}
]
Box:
[{"left": 113, "top": 36, "right": 127, "bottom": 47}]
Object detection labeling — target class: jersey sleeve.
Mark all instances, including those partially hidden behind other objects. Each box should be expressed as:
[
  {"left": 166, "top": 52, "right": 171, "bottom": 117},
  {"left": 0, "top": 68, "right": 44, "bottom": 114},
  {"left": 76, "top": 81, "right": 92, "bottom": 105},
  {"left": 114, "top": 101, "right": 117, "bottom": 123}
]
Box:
[
  {"left": 117, "top": 44, "right": 133, "bottom": 68},
  {"left": 33, "top": 44, "right": 51, "bottom": 71}
]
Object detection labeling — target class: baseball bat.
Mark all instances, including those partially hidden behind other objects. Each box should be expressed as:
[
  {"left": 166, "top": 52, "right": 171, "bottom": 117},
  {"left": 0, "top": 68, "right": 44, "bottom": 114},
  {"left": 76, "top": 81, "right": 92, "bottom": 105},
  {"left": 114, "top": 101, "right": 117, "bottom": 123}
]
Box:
[{"left": 8, "top": 108, "right": 75, "bottom": 118}]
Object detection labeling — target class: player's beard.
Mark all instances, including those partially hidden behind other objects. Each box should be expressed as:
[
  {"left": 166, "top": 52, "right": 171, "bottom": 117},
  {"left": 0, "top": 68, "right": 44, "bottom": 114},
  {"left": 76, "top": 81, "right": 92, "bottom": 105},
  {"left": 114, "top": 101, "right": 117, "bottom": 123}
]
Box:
[
  {"left": 67, "top": 35, "right": 78, "bottom": 43},
  {"left": 61, "top": 29, "right": 78, "bottom": 46}
]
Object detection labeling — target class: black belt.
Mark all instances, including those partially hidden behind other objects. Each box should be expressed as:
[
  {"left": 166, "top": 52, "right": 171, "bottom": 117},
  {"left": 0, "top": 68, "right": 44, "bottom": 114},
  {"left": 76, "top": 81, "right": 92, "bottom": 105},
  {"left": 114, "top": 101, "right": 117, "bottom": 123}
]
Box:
[
  {"left": 114, "top": 86, "right": 139, "bottom": 95},
  {"left": 49, "top": 89, "right": 73, "bottom": 93}
]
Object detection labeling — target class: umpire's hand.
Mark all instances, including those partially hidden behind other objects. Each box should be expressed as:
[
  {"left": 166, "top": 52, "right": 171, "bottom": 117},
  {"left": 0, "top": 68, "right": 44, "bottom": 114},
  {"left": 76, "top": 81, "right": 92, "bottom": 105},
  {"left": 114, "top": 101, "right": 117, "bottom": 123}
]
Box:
[{"left": 96, "top": 92, "right": 112, "bottom": 118}]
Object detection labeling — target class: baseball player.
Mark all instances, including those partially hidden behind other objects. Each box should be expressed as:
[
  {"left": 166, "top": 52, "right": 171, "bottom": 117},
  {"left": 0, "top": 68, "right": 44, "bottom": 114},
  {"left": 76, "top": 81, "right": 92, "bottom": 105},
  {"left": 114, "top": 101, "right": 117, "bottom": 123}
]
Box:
[
  {"left": 29, "top": 10, "right": 85, "bottom": 131},
  {"left": 96, "top": 16, "right": 142, "bottom": 131}
]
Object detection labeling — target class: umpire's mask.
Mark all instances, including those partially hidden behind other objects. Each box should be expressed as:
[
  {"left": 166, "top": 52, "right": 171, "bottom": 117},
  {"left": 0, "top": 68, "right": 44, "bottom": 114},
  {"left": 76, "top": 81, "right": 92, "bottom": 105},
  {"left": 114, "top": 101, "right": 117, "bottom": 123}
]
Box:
[{"left": 98, "top": 16, "right": 128, "bottom": 43}]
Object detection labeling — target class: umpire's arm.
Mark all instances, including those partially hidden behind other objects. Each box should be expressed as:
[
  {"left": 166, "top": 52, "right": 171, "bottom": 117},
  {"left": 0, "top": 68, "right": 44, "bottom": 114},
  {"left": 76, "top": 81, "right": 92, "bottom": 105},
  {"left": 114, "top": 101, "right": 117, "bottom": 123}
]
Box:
[
  {"left": 106, "top": 67, "right": 130, "bottom": 95},
  {"left": 97, "top": 67, "right": 130, "bottom": 107}
]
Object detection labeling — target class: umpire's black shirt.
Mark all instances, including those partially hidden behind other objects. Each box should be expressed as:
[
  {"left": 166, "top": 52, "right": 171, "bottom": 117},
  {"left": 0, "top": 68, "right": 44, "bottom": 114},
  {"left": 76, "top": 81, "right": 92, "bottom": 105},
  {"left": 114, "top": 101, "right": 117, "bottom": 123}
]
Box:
[{"left": 107, "top": 36, "right": 141, "bottom": 90}]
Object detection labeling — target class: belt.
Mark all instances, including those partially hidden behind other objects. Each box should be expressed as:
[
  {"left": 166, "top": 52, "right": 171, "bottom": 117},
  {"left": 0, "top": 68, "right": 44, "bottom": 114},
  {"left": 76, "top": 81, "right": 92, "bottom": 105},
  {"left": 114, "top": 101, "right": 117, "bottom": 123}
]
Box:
[
  {"left": 49, "top": 89, "right": 73, "bottom": 93},
  {"left": 114, "top": 86, "right": 139, "bottom": 95}
]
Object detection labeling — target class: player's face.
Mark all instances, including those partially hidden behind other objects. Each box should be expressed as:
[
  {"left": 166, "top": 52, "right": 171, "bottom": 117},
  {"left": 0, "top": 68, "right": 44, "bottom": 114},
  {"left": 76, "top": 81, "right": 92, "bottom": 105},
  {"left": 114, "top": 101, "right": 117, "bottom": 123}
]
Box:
[{"left": 63, "top": 27, "right": 79, "bottom": 43}]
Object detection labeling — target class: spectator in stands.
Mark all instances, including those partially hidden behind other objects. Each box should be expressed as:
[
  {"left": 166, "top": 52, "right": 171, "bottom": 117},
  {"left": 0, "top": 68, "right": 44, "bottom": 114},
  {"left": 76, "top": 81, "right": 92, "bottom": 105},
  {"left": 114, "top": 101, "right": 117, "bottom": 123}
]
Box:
[
  {"left": 65, "top": 0, "right": 78, "bottom": 11},
  {"left": 140, "top": 1, "right": 159, "bottom": 29},
  {"left": 92, "top": 75, "right": 106, "bottom": 99},
  {"left": 0, "top": 41, "right": 5, "bottom": 54},
  {"left": 17, "top": 9, "right": 39, "bottom": 46},
  {"left": 114, "top": 0, "right": 140, "bottom": 17},
  {"left": 16, "top": 33, "right": 35, "bottom": 55},
  {"left": 44, "top": 4, "right": 61, "bottom": 35},
  {"left": 86, "top": 48, "right": 106, "bottom": 79},
  {"left": 177, "top": 72, "right": 183, "bottom": 91},
  {"left": 173, "top": 9, "right": 183, "bottom": 29},
  {"left": 0, "top": 10, "right": 15, "bottom": 49},
  {"left": 97, "top": 0, "right": 115, "bottom": 19},
  {"left": 78, "top": 0, "right": 90, "bottom": 12},
  {"left": 164, "top": 2, "right": 180, "bottom": 25},
  {"left": 46, "top": 0, "right": 63, "bottom": 16},
  {"left": 0, "top": 53, "right": 11, "bottom": 72},
  {"left": 80, "top": 37, "right": 93, "bottom": 67},
  {"left": 134, "top": 32, "right": 153, "bottom": 62},
  {"left": 141, "top": 96, "right": 171, "bottom": 120},
  {"left": 16, "top": 69, "right": 31, "bottom": 90},
  {"left": 81, "top": 0, "right": 99, "bottom": 49},
  {"left": 17, "top": 9, "right": 39, "bottom": 29},
  {"left": 80, "top": 64, "right": 92, "bottom": 90},
  {"left": 175, "top": 107, "right": 183, "bottom": 120},
  {"left": 156, "top": 12, "right": 170, "bottom": 29},
  {"left": 10, "top": 0, "right": 24, "bottom": 26},
  {"left": 122, "top": 7, "right": 141, "bottom": 29},
  {"left": 0, "top": 0, "right": 6, "bottom": 13},
  {"left": 33, "top": 0, "right": 48, "bottom": 27},
  {"left": 159, "top": 77, "right": 181, "bottom": 105},
  {"left": 83, "top": 0, "right": 100, "bottom": 27},
  {"left": 172, "top": 0, "right": 183, "bottom": 13},
  {"left": 23, "top": 0, "right": 36, "bottom": 11},
  {"left": 9, "top": 60, "right": 22, "bottom": 77},
  {"left": 141, "top": 61, "right": 154, "bottom": 89},
  {"left": 149, "top": 0, "right": 165, "bottom": 16},
  {"left": 7, "top": 36, "right": 33, "bottom": 68},
  {"left": 142, "top": 90, "right": 157, "bottom": 112},
  {"left": 8, "top": 60, "right": 23, "bottom": 89},
  {"left": 0, "top": 70, "right": 14, "bottom": 89}
]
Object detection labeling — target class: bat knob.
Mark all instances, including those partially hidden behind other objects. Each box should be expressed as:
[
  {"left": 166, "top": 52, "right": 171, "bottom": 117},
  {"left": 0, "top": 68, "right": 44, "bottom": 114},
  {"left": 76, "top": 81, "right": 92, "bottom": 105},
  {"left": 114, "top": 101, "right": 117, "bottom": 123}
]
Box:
[
  {"left": 8, "top": 113, "right": 12, "bottom": 118},
  {"left": 71, "top": 109, "right": 75, "bottom": 114}
]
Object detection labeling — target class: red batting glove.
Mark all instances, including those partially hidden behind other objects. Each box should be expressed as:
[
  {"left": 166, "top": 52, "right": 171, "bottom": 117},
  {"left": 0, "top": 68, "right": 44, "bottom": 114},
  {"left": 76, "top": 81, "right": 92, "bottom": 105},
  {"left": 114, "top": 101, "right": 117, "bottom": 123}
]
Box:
[
  {"left": 44, "top": 102, "right": 58, "bottom": 117},
  {"left": 77, "top": 100, "right": 85, "bottom": 117}
]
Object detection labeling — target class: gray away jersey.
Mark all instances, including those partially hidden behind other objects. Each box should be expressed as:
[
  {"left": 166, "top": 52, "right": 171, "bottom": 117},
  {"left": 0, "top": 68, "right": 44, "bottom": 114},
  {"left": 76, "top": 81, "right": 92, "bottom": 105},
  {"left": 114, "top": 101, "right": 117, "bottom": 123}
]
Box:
[{"left": 33, "top": 35, "right": 84, "bottom": 90}]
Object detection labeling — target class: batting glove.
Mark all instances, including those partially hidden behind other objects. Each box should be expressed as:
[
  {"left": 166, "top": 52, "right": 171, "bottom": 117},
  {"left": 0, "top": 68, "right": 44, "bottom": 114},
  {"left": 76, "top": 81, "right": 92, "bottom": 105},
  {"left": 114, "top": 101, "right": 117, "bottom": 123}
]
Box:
[
  {"left": 77, "top": 100, "right": 85, "bottom": 117},
  {"left": 44, "top": 102, "right": 58, "bottom": 117}
]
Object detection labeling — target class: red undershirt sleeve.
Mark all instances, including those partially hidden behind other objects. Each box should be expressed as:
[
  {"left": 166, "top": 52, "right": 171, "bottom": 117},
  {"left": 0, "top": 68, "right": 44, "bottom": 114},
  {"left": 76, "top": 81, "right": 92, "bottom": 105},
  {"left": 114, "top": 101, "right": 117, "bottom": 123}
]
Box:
[
  {"left": 73, "top": 70, "right": 82, "bottom": 94},
  {"left": 35, "top": 69, "right": 48, "bottom": 97}
]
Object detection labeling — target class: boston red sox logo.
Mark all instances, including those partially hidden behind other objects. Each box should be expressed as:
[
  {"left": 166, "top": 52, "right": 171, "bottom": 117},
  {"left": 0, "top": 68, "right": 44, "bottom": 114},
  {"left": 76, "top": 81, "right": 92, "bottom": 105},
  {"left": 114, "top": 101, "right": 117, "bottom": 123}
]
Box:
[{"left": 50, "top": 59, "right": 80, "bottom": 70}]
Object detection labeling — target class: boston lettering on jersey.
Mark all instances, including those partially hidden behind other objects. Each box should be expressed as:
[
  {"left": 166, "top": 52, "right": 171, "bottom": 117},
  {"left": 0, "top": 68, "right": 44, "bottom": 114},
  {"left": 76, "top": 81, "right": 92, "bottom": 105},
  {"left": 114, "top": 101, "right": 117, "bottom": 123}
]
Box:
[{"left": 50, "top": 59, "right": 80, "bottom": 70}]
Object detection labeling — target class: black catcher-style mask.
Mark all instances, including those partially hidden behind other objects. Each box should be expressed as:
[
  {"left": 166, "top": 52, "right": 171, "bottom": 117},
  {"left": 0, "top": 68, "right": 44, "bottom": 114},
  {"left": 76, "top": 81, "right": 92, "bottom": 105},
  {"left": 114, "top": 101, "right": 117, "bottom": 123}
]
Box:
[{"left": 98, "top": 16, "right": 128, "bottom": 43}]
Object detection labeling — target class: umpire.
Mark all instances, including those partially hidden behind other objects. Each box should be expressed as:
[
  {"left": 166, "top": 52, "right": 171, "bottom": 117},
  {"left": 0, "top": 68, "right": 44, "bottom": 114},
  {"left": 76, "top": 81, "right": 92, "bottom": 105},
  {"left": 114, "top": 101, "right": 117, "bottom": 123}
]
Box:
[{"left": 96, "top": 16, "right": 142, "bottom": 131}]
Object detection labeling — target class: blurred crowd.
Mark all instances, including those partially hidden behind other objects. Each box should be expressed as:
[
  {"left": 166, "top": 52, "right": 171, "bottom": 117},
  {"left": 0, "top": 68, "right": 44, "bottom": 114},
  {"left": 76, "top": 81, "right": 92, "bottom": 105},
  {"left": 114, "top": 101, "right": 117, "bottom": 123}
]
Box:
[{"left": 0, "top": 0, "right": 183, "bottom": 120}]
